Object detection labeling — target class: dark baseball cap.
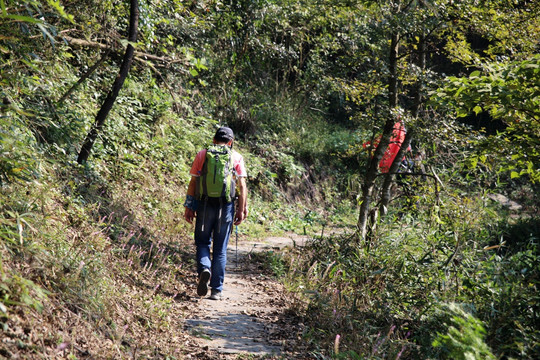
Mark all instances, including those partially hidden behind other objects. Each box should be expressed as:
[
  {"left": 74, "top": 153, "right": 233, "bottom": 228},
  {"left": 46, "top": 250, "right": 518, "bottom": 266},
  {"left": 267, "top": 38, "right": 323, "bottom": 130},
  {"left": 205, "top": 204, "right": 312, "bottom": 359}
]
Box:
[{"left": 214, "top": 126, "right": 234, "bottom": 142}]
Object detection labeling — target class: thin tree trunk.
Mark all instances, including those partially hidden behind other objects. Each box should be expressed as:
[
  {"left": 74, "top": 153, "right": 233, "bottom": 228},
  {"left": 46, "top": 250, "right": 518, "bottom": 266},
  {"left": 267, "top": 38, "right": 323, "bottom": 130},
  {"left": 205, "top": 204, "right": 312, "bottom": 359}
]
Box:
[
  {"left": 357, "top": 31, "right": 400, "bottom": 241},
  {"left": 388, "top": 32, "right": 400, "bottom": 109},
  {"left": 77, "top": 0, "right": 139, "bottom": 164},
  {"left": 379, "top": 130, "right": 414, "bottom": 215},
  {"left": 412, "top": 33, "right": 426, "bottom": 118},
  {"left": 379, "top": 34, "right": 425, "bottom": 215}
]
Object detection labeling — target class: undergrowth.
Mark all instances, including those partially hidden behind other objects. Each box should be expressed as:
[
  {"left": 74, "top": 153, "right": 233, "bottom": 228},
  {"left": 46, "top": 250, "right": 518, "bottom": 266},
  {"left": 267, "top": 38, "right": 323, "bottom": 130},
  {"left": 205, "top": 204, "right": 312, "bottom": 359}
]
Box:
[{"left": 286, "top": 184, "right": 540, "bottom": 359}]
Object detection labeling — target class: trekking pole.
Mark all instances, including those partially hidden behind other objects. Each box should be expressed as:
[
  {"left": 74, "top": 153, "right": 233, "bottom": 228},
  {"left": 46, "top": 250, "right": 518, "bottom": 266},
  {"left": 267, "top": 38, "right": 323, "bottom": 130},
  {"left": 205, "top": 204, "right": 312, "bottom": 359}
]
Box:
[{"left": 235, "top": 225, "right": 239, "bottom": 269}]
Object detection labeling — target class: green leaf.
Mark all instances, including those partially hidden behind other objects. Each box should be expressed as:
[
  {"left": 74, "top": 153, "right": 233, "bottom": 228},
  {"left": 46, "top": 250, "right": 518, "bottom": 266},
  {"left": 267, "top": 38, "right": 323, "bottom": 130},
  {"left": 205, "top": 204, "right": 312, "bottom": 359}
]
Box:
[
  {"left": 46, "top": 0, "right": 74, "bottom": 22},
  {"left": 456, "top": 108, "right": 469, "bottom": 118},
  {"left": 4, "top": 14, "right": 42, "bottom": 24},
  {"left": 473, "top": 105, "right": 482, "bottom": 115},
  {"left": 36, "top": 23, "right": 56, "bottom": 45},
  {"left": 521, "top": 63, "right": 539, "bottom": 69},
  {"left": 510, "top": 171, "right": 519, "bottom": 179}
]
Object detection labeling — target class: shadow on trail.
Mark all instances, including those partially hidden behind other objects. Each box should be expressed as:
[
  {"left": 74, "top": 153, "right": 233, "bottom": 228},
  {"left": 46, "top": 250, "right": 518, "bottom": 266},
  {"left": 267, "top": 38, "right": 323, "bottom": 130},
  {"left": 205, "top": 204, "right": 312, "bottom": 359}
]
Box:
[{"left": 186, "top": 313, "right": 282, "bottom": 356}]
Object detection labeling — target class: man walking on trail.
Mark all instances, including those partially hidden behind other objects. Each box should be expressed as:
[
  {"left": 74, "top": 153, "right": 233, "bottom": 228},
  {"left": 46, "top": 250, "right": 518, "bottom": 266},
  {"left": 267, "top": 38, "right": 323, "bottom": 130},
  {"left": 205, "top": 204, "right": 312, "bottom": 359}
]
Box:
[{"left": 183, "top": 127, "right": 248, "bottom": 300}]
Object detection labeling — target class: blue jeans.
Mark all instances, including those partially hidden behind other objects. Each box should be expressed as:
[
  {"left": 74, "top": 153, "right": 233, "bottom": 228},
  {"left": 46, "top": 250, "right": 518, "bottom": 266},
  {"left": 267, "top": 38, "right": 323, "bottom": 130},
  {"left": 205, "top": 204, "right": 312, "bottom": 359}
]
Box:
[{"left": 195, "top": 200, "right": 234, "bottom": 292}]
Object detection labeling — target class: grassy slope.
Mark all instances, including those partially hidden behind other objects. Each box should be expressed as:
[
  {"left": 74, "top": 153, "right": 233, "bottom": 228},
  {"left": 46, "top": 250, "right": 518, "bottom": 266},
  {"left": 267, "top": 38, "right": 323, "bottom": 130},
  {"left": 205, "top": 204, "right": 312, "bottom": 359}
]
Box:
[{"left": 1, "top": 146, "right": 193, "bottom": 357}]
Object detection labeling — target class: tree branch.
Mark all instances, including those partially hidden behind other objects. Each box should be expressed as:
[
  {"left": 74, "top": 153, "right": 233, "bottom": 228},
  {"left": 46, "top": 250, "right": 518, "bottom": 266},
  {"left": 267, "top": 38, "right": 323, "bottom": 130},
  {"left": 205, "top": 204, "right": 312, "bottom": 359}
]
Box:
[
  {"left": 135, "top": 57, "right": 182, "bottom": 113},
  {"left": 57, "top": 49, "right": 111, "bottom": 105},
  {"left": 61, "top": 35, "right": 186, "bottom": 66}
]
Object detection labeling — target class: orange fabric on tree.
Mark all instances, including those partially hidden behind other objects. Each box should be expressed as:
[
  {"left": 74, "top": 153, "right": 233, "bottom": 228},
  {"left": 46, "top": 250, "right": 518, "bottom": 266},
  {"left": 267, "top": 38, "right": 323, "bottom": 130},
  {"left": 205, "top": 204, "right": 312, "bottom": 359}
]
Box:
[{"left": 363, "top": 121, "right": 410, "bottom": 173}]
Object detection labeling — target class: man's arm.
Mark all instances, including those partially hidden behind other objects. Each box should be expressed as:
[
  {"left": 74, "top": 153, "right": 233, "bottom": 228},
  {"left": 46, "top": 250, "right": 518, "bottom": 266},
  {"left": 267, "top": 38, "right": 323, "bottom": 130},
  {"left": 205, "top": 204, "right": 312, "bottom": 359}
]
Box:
[
  {"left": 234, "top": 177, "right": 248, "bottom": 225},
  {"left": 184, "top": 176, "right": 197, "bottom": 224}
]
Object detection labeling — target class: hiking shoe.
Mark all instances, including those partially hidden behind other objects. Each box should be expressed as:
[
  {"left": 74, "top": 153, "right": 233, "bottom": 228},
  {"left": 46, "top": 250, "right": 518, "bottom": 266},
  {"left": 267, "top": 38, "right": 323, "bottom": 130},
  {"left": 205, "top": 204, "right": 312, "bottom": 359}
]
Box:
[
  {"left": 197, "top": 269, "right": 211, "bottom": 296},
  {"left": 209, "top": 289, "right": 222, "bottom": 300}
]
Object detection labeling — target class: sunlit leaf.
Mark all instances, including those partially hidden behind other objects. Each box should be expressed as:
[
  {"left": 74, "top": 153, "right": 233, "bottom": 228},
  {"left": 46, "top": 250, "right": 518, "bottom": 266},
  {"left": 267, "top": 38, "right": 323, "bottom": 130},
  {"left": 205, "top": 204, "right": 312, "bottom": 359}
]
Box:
[{"left": 4, "top": 14, "right": 41, "bottom": 24}]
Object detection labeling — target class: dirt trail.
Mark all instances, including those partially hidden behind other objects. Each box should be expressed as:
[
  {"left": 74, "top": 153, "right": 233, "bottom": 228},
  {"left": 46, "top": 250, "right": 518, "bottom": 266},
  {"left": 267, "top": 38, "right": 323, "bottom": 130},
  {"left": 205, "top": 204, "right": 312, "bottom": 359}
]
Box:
[{"left": 183, "top": 235, "right": 308, "bottom": 359}]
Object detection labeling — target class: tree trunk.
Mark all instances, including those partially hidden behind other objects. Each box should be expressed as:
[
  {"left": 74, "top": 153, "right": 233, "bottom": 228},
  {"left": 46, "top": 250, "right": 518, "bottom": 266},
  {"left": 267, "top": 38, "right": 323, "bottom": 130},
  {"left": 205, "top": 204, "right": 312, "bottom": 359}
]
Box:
[
  {"left": 379, "top": 34, "right": 426, "bottom": 215},
  {"left": 379, "top": 129, "right": 414, "bottom": 215},
  {"left": 357, "top": 30, "right": 400, "bottom": 241},
  {"left": 388, "top": 32, "right": 400, "bottom": 109},
  {"left": 412, "top": 34, "right": 426, "bottom": 118},
  {"left": 77, "top": 0, "right": 139, "bottom": 164}
]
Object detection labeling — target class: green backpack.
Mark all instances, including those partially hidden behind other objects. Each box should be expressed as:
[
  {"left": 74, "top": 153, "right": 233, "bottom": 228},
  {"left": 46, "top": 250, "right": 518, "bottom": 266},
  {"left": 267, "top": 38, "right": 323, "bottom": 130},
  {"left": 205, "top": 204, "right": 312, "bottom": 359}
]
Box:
[{"left": 196, "top": 144, "right": 236, "bottom": 202}]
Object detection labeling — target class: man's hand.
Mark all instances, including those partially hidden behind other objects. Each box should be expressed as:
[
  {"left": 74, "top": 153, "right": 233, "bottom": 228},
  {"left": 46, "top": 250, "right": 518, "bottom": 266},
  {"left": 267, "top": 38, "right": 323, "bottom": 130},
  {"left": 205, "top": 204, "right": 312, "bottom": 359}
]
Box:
[
  {"left": 233, "top": 212, "right": 244, "bottom": 225},
  {"left": 234, "top": 205, "right": 248, "bottom": 225},
  {"left": 234, "top": 176, "right": 248, "bottom": 226},
  {"left": 184, "top": 208, "right": 196, "bottom": 224}
]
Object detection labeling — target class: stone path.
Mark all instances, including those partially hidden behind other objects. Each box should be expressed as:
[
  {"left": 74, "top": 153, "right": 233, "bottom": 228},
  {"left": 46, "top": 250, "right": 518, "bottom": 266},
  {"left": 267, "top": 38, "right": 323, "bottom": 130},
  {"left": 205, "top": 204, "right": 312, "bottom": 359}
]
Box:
[{"left": 184, "top": 235, "right": 306, "bottom": 358}]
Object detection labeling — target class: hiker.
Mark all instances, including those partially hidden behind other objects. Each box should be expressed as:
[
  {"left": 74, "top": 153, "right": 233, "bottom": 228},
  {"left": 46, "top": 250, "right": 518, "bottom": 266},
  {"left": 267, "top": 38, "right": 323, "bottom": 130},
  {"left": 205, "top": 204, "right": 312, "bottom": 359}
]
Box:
[{"left": 183, "top": 127, "right": 248, "bottom": 300}]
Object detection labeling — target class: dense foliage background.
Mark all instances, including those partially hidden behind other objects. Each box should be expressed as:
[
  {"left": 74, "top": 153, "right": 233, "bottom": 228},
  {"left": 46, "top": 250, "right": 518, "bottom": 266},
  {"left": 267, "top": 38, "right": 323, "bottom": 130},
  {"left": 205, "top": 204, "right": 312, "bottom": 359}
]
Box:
[{"left": 1, "top": 0, "right": 539, "bottom": 358}]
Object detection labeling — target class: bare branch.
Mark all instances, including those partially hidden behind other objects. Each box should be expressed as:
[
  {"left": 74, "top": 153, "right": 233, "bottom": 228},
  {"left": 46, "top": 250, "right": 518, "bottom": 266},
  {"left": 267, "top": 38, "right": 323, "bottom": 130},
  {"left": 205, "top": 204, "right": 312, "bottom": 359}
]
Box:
[{"left": 61, "top": 35, "right": 186, "bottom": 66}]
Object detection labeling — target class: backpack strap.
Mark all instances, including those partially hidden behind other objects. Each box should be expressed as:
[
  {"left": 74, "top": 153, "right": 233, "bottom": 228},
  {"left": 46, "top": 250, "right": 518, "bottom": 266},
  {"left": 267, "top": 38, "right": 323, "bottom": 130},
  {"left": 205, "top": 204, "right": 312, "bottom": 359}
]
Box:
[
  {"left": 217, "top": 197, "right": 223, "bottom": 233},
  {"left": 199, "top": 149, "right": 209, "bottom": 199},
  {"left": 223, "top": 150, "right": 233, "bottom": 199}
]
